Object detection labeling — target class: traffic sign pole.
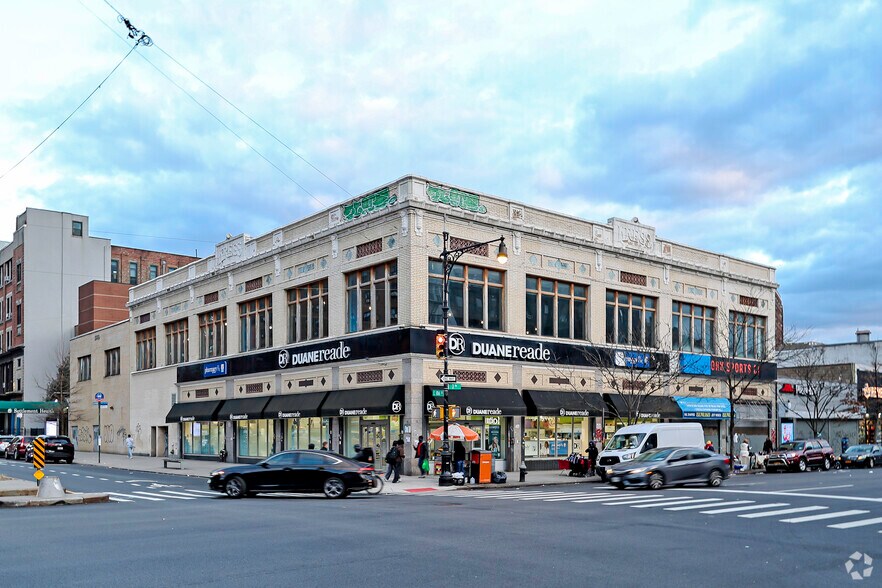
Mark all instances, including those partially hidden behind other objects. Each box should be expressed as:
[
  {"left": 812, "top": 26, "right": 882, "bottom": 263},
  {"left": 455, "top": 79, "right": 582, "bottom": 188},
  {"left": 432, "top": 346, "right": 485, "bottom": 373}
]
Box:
[
  {"left": 33, "top": 437, "right": 46, "bottom": 485},
  {"left": 95, "top": 393, "right": 104, "bottom": 464}
]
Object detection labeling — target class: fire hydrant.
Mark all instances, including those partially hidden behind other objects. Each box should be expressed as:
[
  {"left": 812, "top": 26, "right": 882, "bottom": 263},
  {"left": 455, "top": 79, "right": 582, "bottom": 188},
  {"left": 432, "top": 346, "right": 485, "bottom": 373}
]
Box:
[{"left": 519, "top": 461, "right": 528, "bottom": 483}]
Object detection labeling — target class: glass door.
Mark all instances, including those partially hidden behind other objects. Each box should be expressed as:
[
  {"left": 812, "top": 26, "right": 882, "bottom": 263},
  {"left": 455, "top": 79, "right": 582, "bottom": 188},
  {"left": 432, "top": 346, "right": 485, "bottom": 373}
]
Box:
[{"left": 361, "top": 419, "right": 390, "bottom": 468}]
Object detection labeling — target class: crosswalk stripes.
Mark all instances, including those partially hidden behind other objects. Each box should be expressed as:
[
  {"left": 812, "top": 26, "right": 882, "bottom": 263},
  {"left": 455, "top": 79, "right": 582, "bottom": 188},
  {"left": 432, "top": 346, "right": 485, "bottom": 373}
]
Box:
[
  {"left": 175, "top": 488, "right": 217, "bottom": 495},
  {"left": 739, "top": 506, "right": 828, "bottom": 519},
  {"left": 827, "top": 517, "right": 882, "bottom": 530},
  {"left": 700, "top": 503, "right": 789, "bottom": 514},
  {"left": 629, "top": 497, "right": 712, "bottom": 508},
  {"left": 159, "top": 490, "right": 209, "bottom": 498},
  {"left": 780, "top": 510, "right": 870, "bottom": 524},
  {"left": 544, "top": 493, "right": 615, "bottom": 502},
  {"left": 601, "top": 496, "right": 695, "bottom": 506},
  {"left": 665, "top": 500, "right": 753, "bottom": 511},
  {"left": 572, "top": 493, "right": 666, "bottom": 503},
  {"left": 520, "top": 492, "right": 599, "bottom": 501},
  {"left": 108, "top": 492, "right": 163, "bottom": 502}
]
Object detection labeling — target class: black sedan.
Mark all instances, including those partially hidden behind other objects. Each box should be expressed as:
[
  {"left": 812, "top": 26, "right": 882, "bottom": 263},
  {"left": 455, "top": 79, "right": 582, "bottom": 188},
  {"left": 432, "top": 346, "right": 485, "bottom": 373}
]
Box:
[
  {"left": 209, "top": 450, "right": 374, "bottom": 499},
  {"left": 26, "top": 435, "right": 75, "bottom": 464},
  {"left": 606, "top": 447, "right": 730, "bottom": 490},
  {"left": 841, "top": 444, "right": 882, "bottom": 469}
]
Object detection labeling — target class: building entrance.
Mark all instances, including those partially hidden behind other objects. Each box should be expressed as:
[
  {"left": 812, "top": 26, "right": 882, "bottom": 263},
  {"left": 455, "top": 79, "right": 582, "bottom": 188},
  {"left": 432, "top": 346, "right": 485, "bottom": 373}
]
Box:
[{"left": 361, "top": 420, "right": 390, "bottom": 466}]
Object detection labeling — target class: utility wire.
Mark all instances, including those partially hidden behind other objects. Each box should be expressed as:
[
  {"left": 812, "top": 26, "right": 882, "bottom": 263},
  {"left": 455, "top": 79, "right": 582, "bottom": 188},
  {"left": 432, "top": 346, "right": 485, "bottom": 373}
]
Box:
[
  {"left": 0, "top": 44, "right": 138, "bottom": 181},
  {"left": 82, "top": 0, "right": 327, "bottom": 209},
  {"left": 101, "top": 0, "right": 352, "bottom": 199}
]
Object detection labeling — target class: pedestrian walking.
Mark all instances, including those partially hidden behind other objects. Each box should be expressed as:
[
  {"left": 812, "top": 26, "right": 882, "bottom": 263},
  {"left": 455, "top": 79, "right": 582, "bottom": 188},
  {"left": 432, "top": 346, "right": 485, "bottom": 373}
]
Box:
[
  {"left": 308, "top": 443, "right": 315, "bottom": 449},
  {"left": 321, "top": 441, "right": 329, "bottom": 451},
  {"left": 763, "top": 437, "right": 773, "bottom": 454},
  {"left": 705, "top": 440, "right": 715, "bottom": 452},
  {"left": 384, "top": 440, "right": 402, "bottom": 482},
  {"left": 587, "top": 440, "right": 599, "bottom": 475},
  {"left": 125, "top": 434, "right": 134, "bottom": 459},
  {"left": 414, "top": 435, "right": 429, "bottom": 478}
]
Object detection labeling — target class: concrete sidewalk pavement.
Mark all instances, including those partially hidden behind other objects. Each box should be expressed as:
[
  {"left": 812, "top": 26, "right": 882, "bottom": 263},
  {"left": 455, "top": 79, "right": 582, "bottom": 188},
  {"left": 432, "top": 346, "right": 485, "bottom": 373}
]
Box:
[{"left": 72, "top": 451, "right": 598, "bottom": 495}]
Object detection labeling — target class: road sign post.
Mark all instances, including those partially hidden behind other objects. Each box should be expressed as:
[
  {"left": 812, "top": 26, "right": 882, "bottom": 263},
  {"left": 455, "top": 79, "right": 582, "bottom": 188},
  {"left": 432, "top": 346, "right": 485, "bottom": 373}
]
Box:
[
  {"left": 95, "top": 393, "right": 104, "bottom": 464},
  {"left": 33, "top": 437, "right": 46, "bottom": 485},
  {"left": 446, "top": 383, "right": 462, "bottom": 391}
]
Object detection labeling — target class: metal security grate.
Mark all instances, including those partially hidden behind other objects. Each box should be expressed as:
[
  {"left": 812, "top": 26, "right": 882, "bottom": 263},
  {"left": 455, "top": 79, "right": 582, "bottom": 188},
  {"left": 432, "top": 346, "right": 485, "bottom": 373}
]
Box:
[
  {"left": 356, "top": 238, "right": 383, "bottom": 258},
  {"left": 620, "top": 271, "right": 647, "bottom": 286},
  {"left": 449, "top": 237, "right": 488, "bottom": 257}
]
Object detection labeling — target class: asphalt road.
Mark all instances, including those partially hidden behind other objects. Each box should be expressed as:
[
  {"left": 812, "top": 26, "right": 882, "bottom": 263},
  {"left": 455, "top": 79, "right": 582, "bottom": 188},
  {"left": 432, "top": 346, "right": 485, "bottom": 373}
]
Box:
[{"left": 1, "top": 459, "right": 880, "bottom": 587}]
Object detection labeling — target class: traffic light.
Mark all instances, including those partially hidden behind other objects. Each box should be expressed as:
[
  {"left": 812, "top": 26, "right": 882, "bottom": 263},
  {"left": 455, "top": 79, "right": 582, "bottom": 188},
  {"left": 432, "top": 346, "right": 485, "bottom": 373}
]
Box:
[{"left": 435, "top": 331, "right": 447, "bottom": 359}]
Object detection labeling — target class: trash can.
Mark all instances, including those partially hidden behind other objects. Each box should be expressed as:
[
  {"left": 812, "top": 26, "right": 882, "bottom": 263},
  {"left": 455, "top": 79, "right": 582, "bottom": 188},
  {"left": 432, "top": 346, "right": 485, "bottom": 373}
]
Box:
[{"left": 471, "top": 449, "right": 493, "bottom": 484}]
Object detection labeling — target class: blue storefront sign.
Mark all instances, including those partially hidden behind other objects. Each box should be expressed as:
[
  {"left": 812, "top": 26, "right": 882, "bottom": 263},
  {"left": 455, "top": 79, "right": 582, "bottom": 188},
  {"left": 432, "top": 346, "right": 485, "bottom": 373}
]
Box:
[
  {"left": 679, "top": 353, "right": 712, "bottom": 375},
  {"left": 202, "top": 360, "right": 228, "bottom": 378},
  {"left": 674, "top": 396, "right": 731, "bottom": 419}
]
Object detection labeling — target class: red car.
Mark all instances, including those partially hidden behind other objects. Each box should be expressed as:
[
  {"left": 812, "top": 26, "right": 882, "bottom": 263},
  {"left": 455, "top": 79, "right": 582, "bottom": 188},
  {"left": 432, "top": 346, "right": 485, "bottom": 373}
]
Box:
[
  {"left": 765, "top": 438, "right": 834, "bottom": 473},
  {"left": 4, "top": 436, "right": 35, "bottom": 460}
]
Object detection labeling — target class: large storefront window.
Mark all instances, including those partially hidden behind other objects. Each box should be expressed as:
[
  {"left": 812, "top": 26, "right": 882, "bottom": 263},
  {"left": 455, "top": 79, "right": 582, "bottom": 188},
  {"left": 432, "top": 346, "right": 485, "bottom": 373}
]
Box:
[
  {"left": 524, "top": 416, "right": 592, "bottom": 458},
  {"left": 199, "top": 308, "right": 227, "bottom": 359},
  {"left": 287, "top": 279, "right": 329, "bottom": 343},
  {"left": 428, "top": 260, "right": 504, "bottom": 331},
  {"left": 239, "top": 296, "right": 272, "bottom": 352},
  {"left": 346, "top": 261, "right": 398, "bottom": 333},
  {"left": 237, "top": 419, "right": 273, "bottom": 457},
  {"left": 425, "top": 415, "right": 508, "bottom": 460},
  {"left": 525, "top": 276, "right": 588, "bottom": 339},
  {"left": 605, "top": 291, "right": 656, "bottom": 346},
  {"left": 672, "top": 302, "right": 715, "bottom": 354},
  {"left": 729, "top": 311, "right": 767, "bottom": 359},
  {"left": 182, "top": 421, "right": 224, "bottom": 456},
  {"left": 285, "top": 417, "right": 329, "bottom": 449}
]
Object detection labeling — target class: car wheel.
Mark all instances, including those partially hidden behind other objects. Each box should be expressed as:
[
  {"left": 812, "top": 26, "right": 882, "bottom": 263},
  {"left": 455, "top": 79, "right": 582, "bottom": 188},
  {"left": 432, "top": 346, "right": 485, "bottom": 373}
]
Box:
[
  {"left": 797, "top": 458, "right": 807, "bottom": 472},
  {"left": 323, "top": 477, "right": 346, "bottom": 499},
  {"left": 66, "top": 458, "right": 74, "bottom": 464},
  {"left": 224, "top": 476, "right": 247, "bottom": 499},
  {"left": 648, "top": 473, "right": 665, "bottom": 490},
  {"left": 613, "top": 482, "right": 625, "bottom": 490},
  {"left": 822, "top": 457, "right": 831, "bottom": 471},
  {"left": 868, "top": 458, "right": 875, "bottom": 469},
  {"left": 765, "top": 466, "right": 775, "bottom": 474},
  {"left": 707, "top": 469, "right": 724, "bottom": 487}
]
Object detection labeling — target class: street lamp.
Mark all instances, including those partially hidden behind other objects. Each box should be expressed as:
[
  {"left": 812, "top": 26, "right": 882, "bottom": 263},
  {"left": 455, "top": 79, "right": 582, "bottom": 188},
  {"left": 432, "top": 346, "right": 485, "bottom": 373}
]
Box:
[{"left": 438, "top": 231, "right": 507, "bottom": 487}]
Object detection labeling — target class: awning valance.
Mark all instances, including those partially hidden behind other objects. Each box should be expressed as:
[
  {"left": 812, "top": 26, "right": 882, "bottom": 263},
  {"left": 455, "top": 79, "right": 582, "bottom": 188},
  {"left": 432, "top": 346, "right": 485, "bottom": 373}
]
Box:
[
  {"left": 674, "top": 396, "right": 732, "bottom": 420},
  {"left": 422, "top": 386, "right": 527, "bottom": 416},
  {"left": 523, "top": 390, "right": 605, "bottom": 417},
  {"left": 319, "top": 386, "right": 405, "bottom": 417},
  {"left": 217, "top": 397, "right": 272, "bottom": 421},
  {"left": 165, "top": 400, "right": 223, "bottom": 423},
  {"left": 606, "top": 394, "right": 680, "bottom": 419},
  {"left": 264, "top": 392, "right": 328, "bottom": 419}
]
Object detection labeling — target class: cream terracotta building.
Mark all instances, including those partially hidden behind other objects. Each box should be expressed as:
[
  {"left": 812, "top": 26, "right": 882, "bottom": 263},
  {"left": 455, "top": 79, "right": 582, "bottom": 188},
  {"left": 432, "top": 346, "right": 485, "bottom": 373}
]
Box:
[{"left": 69, "top": 175, "right": 780, "bottom": 472}]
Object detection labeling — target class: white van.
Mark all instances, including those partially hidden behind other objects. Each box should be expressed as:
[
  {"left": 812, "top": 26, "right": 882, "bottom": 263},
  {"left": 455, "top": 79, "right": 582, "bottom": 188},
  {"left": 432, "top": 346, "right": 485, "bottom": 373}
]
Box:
[{"left": 596, "top": 423, "right": 705, "bottom": 481}]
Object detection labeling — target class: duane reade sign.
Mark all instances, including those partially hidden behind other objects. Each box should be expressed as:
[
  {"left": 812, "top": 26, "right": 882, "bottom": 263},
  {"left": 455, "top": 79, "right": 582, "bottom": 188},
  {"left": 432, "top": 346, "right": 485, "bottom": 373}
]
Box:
[{"left": 470, "top": 341, "right": 552, "bottom": 362}]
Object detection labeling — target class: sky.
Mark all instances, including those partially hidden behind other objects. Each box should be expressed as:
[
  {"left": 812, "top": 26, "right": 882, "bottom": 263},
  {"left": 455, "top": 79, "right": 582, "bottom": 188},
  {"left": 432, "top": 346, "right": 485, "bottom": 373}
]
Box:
[{"left": 1, "top": 0, "right": 880, "bottom": 345}]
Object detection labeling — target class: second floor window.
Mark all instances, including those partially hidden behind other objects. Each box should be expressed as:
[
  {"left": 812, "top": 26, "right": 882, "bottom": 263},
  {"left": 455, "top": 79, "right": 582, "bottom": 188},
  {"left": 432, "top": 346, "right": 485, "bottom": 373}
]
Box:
[
  {"left": 77, "top": 355, "right": 91, "bottom": 381},
  {"left": 72, "top": 220, "right": 83, "bottom": 236},
  {"left": 199, "top": 308, "right": 227, "bottom": 359},
  {"left": 110, "top": 259, "right": 119, "bottom": 283},
  {"left": 729, "top": 311, "right": 766, "bottom": 359},
  {"left": 135, "top": 328, "right": 156, "bottom": 371},
  {"left": 105, "top": 347, "right": 120, "bottom": 377},
  {"left": 240, "top": 296, "right": 272, "bottom": 352},
  {"left": 165, "top": 319, "right": 189, "bottom": 365},
  {"left": 525, "top": 277, "right": 587, "bottom": 339},
  {"left": 428, "top": 261, "right": 504, "bottom": 331},
  {"left": 347, "top": 261, "right": 398, "bottom": 333},
  {"left": 129, "top": 262, "right": 138, "bottom": 285},
  {"left": 672, "top": 302, "right": 715, "bottom": 354},
  {"left": 288, "top": 279, "right": 329, "bottom": 343},
  {"left": 149, "top": 265, "right": 158, "bottom": 280},
  {"left": 605, "top": 290, "right": 656, "bottom": 347}
]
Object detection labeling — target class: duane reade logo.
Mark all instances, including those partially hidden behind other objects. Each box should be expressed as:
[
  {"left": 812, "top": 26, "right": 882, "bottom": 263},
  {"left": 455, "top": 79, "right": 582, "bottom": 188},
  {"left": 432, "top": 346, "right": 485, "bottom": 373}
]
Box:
[
  {"left": 845, "top": 552, "right": 873, "bottom": 580},
  {"left": 278, "top": 349, "right": 290, "bottom": 369},
  {"left": 465, "top": 406, "right": 473, "bottom": 415},
  {"left": 391, "top": 400, "right": 402, "bottom": 413},
  {"left": 448, "top": 333, "right": 466, "bottom": 356}
]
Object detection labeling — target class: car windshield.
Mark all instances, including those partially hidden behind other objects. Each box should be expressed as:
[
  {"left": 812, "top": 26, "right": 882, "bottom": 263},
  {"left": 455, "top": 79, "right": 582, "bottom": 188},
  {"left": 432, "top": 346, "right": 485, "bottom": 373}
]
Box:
[
  {"left": 606, "top": 433, "right": 646, "bottom": 451},
  {"left": 629, "top": 448, "right": 675, "bottom": 462},
  {"left": 779, "top": 442, "right": 805, "bottom": 451},
  {"left": 845, "top": 445, "right": 872, "bottom": 454}
]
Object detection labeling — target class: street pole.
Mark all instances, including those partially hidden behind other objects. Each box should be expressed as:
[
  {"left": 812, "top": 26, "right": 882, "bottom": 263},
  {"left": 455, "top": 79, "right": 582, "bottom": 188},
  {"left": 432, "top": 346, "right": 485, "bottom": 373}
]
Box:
[
  {"left": 97, "top": 399, "right": 101, "bottom": 464},
  {"left": 439, "top": 231, "right": 453, "bottom": 487}
]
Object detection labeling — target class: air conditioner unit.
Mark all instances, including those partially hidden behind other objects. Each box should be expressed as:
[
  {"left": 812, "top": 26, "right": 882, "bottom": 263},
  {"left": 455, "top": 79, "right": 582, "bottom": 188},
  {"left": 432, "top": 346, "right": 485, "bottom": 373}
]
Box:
[
  {"left": 4, "top": 313, "right": 9, "bottom": 321},
  {"left": 3, "top": 277, "right": 9, "bottom": 284}
]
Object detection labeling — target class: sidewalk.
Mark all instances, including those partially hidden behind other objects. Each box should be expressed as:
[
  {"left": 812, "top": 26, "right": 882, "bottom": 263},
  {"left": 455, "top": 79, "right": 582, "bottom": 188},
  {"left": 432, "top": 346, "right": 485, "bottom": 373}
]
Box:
[{"left": 72, "top": 451, "right": 596, "bottom": 495}]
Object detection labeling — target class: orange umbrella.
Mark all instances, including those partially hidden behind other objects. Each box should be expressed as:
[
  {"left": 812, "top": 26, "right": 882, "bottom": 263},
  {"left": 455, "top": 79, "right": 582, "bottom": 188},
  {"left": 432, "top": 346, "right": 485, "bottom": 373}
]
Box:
[{"left": 429, "top": 422, "right": 480, "bottom": 441}]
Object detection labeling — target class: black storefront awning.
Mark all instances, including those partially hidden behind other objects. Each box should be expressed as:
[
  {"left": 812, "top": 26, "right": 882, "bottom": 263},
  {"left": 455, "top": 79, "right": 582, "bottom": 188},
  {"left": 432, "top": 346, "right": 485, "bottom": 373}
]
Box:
[
  {"left": 524, "top": 390, "right": 605, "bottom": 417},
  {"left": 422, "top": 386, "right": 527, "bottom": 416},
  {"left": 217, "top": 397, "right": 273, "bottom": 421},
  {"left": 319, "top": 386, "right": 405, "bottom": 417},
  {"left": 606, "top": 394, "right": 680, "bottom": 419},
  {"left": 264, "top": 392, "right": 329, "bottom": 419},
  {"left": 165, "top": 400, "right": 224, "bottom": 423}
]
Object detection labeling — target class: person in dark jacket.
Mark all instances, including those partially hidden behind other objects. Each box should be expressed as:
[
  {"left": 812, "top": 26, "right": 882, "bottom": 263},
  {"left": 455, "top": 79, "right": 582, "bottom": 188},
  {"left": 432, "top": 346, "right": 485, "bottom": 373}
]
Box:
[
  {"left": 763, "top": 437, "right": 774, "bottom": 454},
  {"left": 453, "top": 441, "right": 466, "bottom": 474},
  {"left": 414, "top": 435, "right": 429, "bottom": 478},
  {"left": 587, "top": 441, "right": 599, "bottom": 475}
]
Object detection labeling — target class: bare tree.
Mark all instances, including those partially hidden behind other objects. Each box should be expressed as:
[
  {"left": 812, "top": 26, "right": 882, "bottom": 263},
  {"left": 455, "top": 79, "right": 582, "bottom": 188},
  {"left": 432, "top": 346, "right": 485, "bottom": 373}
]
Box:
[{"left": 38, "top": 353, "right": 70, "bottom": 434}]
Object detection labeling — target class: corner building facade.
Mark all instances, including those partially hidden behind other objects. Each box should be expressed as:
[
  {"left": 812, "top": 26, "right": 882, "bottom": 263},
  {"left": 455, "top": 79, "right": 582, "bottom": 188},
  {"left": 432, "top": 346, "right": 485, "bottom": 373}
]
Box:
[{"left": 71, "top": 176, "right": 779, "bottom": 473}]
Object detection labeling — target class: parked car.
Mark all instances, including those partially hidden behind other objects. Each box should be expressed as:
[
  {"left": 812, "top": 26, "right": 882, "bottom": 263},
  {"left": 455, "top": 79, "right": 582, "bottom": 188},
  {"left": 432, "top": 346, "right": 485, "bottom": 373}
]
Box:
[
  {"left": 596, "top": 423, "right": 705, "bottom": 481},
  {"left": 0, "top": 435, "right": 14, "bottom": 453},
  {"left": 606, "top": 447, "right": 730, "bottom": 490},
  {"left": 25, "top": 435, "right": 75, "bottom": 464},
  {"left": 841, "top": 444, "right": 882, "bottom": 469},
  {"left": 765, "top": 439, "right": 834, "bottom": 473},
  {"left": 209, "top": 450, "right": 374, "bottom": 499},
  {"left": 4, "top": 436, "right": 35, "bottom": 460}
]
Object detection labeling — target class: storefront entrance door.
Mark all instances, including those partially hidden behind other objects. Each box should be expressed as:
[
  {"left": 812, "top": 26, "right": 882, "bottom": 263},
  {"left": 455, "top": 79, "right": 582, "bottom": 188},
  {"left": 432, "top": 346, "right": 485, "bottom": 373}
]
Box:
[{"left": 361, "top": 420, "right": 389, "bottom": 467}]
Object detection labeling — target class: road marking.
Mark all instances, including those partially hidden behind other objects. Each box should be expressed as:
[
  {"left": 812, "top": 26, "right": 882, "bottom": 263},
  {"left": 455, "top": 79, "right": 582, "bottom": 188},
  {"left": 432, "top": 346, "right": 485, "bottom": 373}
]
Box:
[
  {"left": 108, "top": 496, "right": 134, "bottom": 502},
  {"left": 115, "top": 480, "right": 125, "bottom": 484},
  {"left": 129, "top": 483, "right": 141, "bottom": 487},
  {"left": 490, "top": 492, "right": 571, "bottom": 500},
  {"left": 175, "top": 489, "right": 218, "bottom": 495},
  {"left": 828, "top": 517, "right": 882, "bottom": 530},
  {"left": 739, "top": 506, "right": 827, "bottom": 519},
  {"left": 520, "top": 492, "right": 599, "bottom": 501},
  {"left": 470, "top": 491, "right": 552, "bottom": 498},
  {"left": 678, "top": 488, "right": 882, "bottom": 504},
  {"left": 665, "top": 500, "right": 753, "bottom": 511},
  {"left": 132, "top": 491, "right": 195, "bottom": 500},
  {"left": 780, "top": 484, "right": 854, "bottom": 493},
  {"left": 573, "top": 494, "right": 666, "bottom": 504},
  {"left": 160, "top": 490, "right": 211, "bottom": 498},
  {"left": 85, "top": 476, "right": 94, "bottom": 479},
  {"left": 603, "top": 496, "right": 695, "bottom": 506},
  {"left": 544, "top": 493, "right": 615, "bottom": 502},
  {"left": 107, "top": 492, "right": 163, "bottom": 502},
  {"left": 47, "top": 470, "right": 55, "bottom": 473},
  {"left": 701, "top": 502, "right": 790, "bottom": 514},
  {"left": 780, "top": 510, "right": 870, "bottom": 523},
  {"left": 71, "top": 473, "right": 80, "bottom": 477},
  {"left": 99, "top": 478, "right": 108, "bottom": 481},
  {"left": 632, "top": 498, "right": 723, "bottom": 509}
]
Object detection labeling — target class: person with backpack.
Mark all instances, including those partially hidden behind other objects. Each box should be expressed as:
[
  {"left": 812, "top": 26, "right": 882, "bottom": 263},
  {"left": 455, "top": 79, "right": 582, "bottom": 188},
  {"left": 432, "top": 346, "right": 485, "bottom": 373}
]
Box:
[
  {"left": 414, "top": 435, "right": 429, "bottom": 478},
  {"left": 384, "top": 441, "right": 402, "bottom": 483}
]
